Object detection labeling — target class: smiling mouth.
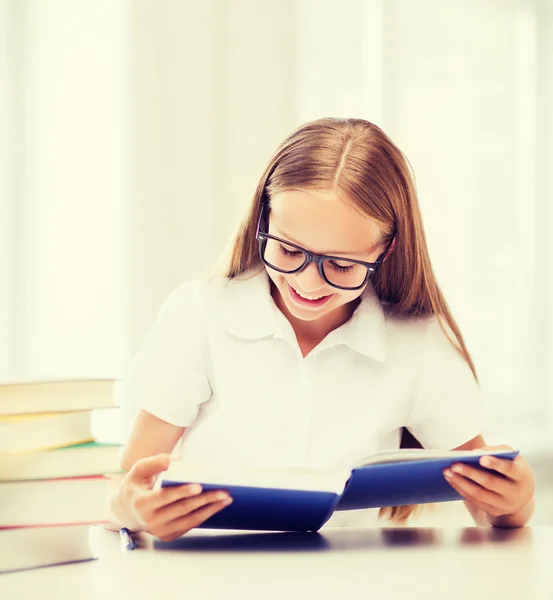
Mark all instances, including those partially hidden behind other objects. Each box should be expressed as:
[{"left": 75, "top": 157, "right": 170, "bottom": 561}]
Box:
[{"left": 288, "top": 283, "right": 333, "bottom": 307}]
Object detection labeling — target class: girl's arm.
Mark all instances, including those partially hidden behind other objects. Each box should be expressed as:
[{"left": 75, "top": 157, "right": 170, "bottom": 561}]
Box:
[
  {"left": 449, "top": 434, "right": 535, "bottom": 528},
  {"left": 107, "top": 409, "right": 232, "bottom": 540},
  {"left": 120, "top": 408, "right": 186, "bottom": 471},
  {"left": 107, "top": 409, "right": 186, "bottom": 530}
]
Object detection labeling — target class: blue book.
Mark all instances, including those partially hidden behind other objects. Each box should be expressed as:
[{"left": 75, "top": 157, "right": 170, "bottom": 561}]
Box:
[{"left": 160, "top": 448, "right": 519, "bottom": 532}]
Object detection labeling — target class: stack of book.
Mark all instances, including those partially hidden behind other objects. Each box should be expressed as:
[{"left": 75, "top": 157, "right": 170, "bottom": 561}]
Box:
[{"left": 0, "top": 378, "right": 122, "bottom": 531}]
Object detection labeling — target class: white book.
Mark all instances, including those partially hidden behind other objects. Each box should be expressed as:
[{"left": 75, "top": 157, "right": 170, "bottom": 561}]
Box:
[
  {"left": 0, "top": 476, "right": 110, "bottom": 527},
  {"left": 0, "top": 525, "right": 97, "bottom": 574},
  {"left": 0, "top": 378, "right": 116, "bottom": 416}
]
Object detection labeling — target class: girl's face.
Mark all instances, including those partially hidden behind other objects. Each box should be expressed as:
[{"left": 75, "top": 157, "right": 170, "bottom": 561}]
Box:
[{"left": 265, "top": 189, "right": 385, "bottom": 324}]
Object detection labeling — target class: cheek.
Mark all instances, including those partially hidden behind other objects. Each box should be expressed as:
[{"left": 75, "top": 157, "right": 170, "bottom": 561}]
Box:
[
  {"left": 336, "top": 289, "right": 363, "bottom": 304},
  {"left": 265, "top": 267, "right": 282, "bottom": 289},
  {"left": 328, "top": 289, "right": 363, "bottom": 310},
  {"left": 265, "top": 269, "right": 293, "bottom": 292},
  {"left": 265, "top": 268, "right": 292, "bottom": 300}
]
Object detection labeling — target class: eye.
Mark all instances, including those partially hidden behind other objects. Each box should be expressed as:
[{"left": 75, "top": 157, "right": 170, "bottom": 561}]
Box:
[
  {"left": 328, "top": 260, "right": 354, "bottom": 273},
  {"left": 279, "top": 243, "right": 302, "bottom": 257}
]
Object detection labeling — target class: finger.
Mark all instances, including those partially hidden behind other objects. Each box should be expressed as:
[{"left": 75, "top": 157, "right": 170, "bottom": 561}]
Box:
[
  {"left": 144, "top": 482, "right": 205, "bottom": 512},
  {"left": 444, "top": 475, "right": 507, "bottom": 517},
  {"left": 479, "top": 455, "right": 519, "bottom": 480},
  {"left": 444, "top": 469, "right": 505, "bottom": 507},
  {"left": 129, "top": 454, "right": 175, "bottom": 483},
  {"left": 160, "top": 498, "right": 233, "bottom": 540},
  {"left": 449, "top": 463, "right": 512, "bottom": 493},
  {"left": 160, "top": 490, "right": 232, "bottom": 523}
]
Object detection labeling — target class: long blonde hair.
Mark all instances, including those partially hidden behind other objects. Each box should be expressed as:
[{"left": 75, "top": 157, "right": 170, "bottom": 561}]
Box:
[{"left": 224, "top": 117, "right": 477, "bottom": 524}]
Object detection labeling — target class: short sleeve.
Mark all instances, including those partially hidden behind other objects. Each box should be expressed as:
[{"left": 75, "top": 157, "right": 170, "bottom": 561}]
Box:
[
  {"left": 117, "top": 282, "right": 212, "bottom": 437},
  {"left": 405, "top": 318, "right": 485, "bottom": 450}
]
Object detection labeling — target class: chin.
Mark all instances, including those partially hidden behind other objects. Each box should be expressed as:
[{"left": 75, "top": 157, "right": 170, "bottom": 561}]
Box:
[{"left": 286, "top": 302, "right": 334, "bottom": 322}]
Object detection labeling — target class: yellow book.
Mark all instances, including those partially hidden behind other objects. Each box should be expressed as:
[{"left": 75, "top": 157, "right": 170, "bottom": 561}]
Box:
[{"left": 0, "top": 442, "right": 122, "bottom": 481}]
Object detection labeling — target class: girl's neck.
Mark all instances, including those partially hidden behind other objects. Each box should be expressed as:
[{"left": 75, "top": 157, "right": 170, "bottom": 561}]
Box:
[{"left": 270, "top": 282, "right": 359, "bottom": 357}]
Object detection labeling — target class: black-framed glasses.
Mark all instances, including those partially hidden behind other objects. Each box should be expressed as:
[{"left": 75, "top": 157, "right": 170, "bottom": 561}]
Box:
[{"left": 256, "top": 210, "right": 394, "bottom": 291}]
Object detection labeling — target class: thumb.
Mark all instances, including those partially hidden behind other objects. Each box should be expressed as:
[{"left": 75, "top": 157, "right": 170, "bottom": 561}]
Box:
[{"left": 129, "top": 453, "right": 180, "bottom": 485}]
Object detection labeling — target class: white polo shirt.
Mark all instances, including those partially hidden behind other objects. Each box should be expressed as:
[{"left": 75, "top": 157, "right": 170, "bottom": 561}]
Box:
[{"left": 119, "top": 268, "right": 484, "bottom": 526}]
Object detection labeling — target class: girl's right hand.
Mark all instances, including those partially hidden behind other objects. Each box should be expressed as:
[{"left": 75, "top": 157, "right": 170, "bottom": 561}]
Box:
[{"left": 112, "top": 453, "right": 233, "bottom": 542}]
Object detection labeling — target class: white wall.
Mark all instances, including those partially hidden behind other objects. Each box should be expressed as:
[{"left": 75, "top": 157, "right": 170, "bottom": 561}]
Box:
[
  {"left": 2, "top": 0, "right": 130, "bottom": 379},
  {"left": 536, "top": 0, "right": 553, "bottom": 442},
  {"left": 0, "top": 0, "right": 12, "bottom": 377}
]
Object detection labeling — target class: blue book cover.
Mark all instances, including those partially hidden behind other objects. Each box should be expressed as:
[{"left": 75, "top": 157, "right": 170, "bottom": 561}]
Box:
[
  {"left": 161, "top": 482, "right": 338, "bottom": 532},
  {"left": 160, "top": 449, "right": 519, "bottom": 532},
  {"left": 335, "top": 450, "right": 519, "bottom": 510}
]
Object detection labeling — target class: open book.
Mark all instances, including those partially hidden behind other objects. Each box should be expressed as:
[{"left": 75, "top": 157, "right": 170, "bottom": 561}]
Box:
[{"left": 160, "top": 448, "right": 519, "bottom": 532}]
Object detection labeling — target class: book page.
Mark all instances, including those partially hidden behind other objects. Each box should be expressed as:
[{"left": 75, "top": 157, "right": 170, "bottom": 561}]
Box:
[
  {"left": 159, "top": 462, "right": 350, "bottom": 494},
  {"left": 352, "top": 448, "right": 515, "bottom": 469}
]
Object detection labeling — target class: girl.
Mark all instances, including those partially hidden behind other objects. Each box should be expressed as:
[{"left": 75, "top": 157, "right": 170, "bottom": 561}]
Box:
[{"left": 110, "top": 117, "right": 535, "bottom": 541}]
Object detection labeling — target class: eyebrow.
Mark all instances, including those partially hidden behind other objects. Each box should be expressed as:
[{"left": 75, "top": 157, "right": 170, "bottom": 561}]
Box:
[{"left": 275, "top": 228, "right": 380, "bottom": 257}]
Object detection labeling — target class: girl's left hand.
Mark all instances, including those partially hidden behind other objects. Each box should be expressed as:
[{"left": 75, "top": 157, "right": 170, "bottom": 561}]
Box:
[{"left": 443, "top": 445, "right": 535, "bottom": 518}]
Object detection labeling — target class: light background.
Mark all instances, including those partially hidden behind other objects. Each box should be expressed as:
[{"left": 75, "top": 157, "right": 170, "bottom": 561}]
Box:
[{"left": 1, "top": 0, "right": 552, "bottom": 459}]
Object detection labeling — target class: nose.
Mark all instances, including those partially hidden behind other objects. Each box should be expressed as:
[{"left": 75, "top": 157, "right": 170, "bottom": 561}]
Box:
[{"left": 293, "top": 262, "right": 327, "bottom": 293}]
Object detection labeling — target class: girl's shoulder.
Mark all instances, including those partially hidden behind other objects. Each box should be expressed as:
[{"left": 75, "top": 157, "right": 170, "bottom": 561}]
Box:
[
  {"left": 165, "top": 270, "right": 269, "bottom": 330},
  {"left": 182, "top": 269, "right": 265, "bottom": 306}
]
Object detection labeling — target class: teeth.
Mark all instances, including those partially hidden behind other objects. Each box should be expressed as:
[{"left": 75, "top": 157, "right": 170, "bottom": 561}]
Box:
[{"left": 292, "top": 287, "right": 325, "bottom": 301}]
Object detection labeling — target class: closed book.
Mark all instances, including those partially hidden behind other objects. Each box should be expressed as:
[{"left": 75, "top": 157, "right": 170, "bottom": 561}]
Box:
[
  {"left": 0, "top": 476, "right": 110, "bottom": 528},
  {"left": 0, "top": 411, "right": 96, "bottom": 453},
  {"left": 160, "top": 448, "right": 519, "bottom": 532},
  {"left": 0, "top": 378, "right": 115, "bottom": 416},
  {"left": 0, "top": 525, "right": 97, "bottom": 574},
  {"left": 0, "top": 442, "right": 123, "bottom": 481}
]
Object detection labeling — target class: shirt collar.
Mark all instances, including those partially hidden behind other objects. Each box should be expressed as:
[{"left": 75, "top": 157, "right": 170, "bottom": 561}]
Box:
[
  {"left": 222, "top": 269, "right": 388, "bottom": 362},
  {"left": 323, "top": 283, "right": 389, "bottom": 362}
]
